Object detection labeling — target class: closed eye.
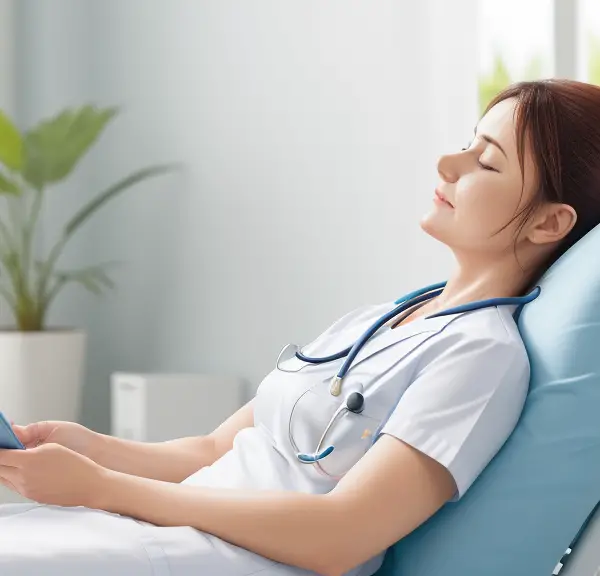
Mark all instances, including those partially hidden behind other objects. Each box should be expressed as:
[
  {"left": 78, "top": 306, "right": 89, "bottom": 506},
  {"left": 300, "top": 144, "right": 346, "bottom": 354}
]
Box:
[
  {"left": 463, "top": 141, "right": 500, "bottom": 172},
  {"left": 477, "top": 160, "right": 498, "bottom": 172}
]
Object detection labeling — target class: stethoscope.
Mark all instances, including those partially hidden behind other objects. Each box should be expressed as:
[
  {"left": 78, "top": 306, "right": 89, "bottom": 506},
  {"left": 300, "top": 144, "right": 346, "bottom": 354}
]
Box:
[{"left": 279, "top": 280, "right": 541, "bottom": 468}]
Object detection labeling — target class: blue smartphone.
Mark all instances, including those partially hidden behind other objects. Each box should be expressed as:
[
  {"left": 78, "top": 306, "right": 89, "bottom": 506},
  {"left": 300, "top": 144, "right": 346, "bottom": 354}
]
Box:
[{"left": 0, "top": 412, "right": 25, "bottom": 449}]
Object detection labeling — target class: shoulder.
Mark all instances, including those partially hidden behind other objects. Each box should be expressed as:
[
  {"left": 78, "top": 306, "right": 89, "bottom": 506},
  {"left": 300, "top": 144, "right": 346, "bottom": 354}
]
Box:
[
  {"left": 411, "top": 306, "right": 531, "bottom": 402},
  {"left": 428, "top": 306, "right": 529, "bottom": 369},
  {"left": 384, "top": 307, "right": 530, "bottom": 498}
]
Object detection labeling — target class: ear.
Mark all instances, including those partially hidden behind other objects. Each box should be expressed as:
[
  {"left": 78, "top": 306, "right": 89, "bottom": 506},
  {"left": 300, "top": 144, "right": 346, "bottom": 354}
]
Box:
[{"left": 527, "top": 203, "right": 577, "bottom": 245}]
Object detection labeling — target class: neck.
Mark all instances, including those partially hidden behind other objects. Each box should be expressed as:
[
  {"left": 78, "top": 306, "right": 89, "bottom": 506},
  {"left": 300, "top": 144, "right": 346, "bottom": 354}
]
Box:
[{"left": 433, "top": 251, "right": 533, "bottom": 311}]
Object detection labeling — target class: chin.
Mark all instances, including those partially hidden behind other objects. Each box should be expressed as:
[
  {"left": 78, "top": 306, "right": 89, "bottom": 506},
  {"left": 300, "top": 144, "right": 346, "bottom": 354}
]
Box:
[{"left": 419, "top": 212, "right": 447, "bottom": 244}]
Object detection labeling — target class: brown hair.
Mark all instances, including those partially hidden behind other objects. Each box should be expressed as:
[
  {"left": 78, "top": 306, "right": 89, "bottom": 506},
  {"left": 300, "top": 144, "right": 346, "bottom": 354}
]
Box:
[{"left": 484, "top": 79, "right": 600, "bottom": 281}]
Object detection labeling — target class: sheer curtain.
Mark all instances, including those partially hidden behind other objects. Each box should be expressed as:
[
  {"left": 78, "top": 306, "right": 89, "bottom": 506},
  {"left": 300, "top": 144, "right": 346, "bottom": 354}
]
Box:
[{"left": 12, "top": 0, "right": 477, "bottom": 432}]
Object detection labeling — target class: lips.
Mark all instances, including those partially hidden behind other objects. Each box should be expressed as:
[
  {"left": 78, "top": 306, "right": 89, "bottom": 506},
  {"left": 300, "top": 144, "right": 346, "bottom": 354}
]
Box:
[{"left": 435, "top": 189, "right": 454, "bottom": 208}]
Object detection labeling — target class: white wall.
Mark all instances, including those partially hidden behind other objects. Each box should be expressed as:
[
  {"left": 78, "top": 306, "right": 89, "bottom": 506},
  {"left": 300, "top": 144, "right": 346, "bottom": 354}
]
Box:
[
  {"left": 0, "top": 0, "right": 15, "bottom": 138},
  {"left": 0, "top": 0, "right": 16, "bottom": 327},
  {"left": 14, "top": 0, "right": 478, "bottom": 433}
]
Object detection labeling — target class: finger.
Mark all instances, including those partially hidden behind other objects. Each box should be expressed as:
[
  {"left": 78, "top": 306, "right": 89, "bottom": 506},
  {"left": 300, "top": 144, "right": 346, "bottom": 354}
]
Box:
[
  {"left": 10, "top": 424, "right": 35, "bottom": 447},
  {"left": 0, "top": 476, "right": 17, "bottom": 493},
  {"left": 10, "top": 423, "right": 26, "bottom": 438},
  {"left": 12, "top": 422, "right": 47, "bottom": 448},
  {"left": 30, "top": 421, "right": 53, "bottom": 446},
  {"left": 0, "top": 463, "right": 18, "bottom": 482},
  {"left": 0, "top": 464, "right": 19, "bottom": 495},
  {"left": 0, "top": 448, "right": 27, "bottom": 466}
]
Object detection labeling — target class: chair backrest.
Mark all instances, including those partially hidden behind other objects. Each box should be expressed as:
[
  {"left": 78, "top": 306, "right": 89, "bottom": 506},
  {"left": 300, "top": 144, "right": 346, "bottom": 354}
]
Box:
[{"left": 375, "top": 223, "right": 600, "bottom": 576}]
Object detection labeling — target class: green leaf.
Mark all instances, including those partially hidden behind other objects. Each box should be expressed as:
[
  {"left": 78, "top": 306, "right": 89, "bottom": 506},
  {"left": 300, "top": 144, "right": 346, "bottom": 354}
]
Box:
[
  {"left": 65, "top": 164, "right": 178, "bottom": 236},
  {"left": 2, "top": 251, "right": 21, "bottom": 285},
  {"left": 22, "top": 105, "right": 118, "bottom": 189},
  {"left": 0, "top": 215, "right": 15, "bottom": 252},
  {"left": 36, "top": 164, "right": 177, "bottom": 302},
  {"left": 0, "top": 172, "right": 20, "bottom": 195},
  {"left": 0, "top": 282, "right": 16, "bottom": 309},
  {"left": 73, "top": 274, "right": 103, "bottom": 295},
  {"left": 52, "top": 265, "right": 117, "bottom": 299},
  {"left": 0, "top": 250, "right": 25, "bottom": 310},
  {"left": 0, "top": 110, "right": 23, "bottom": 170}
]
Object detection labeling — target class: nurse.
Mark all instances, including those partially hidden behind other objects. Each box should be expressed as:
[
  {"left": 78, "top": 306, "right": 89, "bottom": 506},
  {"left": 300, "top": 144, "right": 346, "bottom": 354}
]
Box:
[{"left": 2, "top": 78, "right": 600, "bottom": 576}]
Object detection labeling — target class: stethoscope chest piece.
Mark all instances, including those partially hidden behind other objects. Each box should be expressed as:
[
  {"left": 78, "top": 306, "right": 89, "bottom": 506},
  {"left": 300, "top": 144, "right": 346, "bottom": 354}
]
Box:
[
  {"left": 295, "top": 391, "right": 366, "bottom": 465},
  {"left": 345, "top": 391, "right": 364, "bottom": 413}
]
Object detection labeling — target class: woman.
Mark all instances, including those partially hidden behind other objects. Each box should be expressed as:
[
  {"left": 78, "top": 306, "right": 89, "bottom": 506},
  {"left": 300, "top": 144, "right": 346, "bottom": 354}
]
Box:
[{"left": 1, "top": 79, "right": 600, "bottom": 576}]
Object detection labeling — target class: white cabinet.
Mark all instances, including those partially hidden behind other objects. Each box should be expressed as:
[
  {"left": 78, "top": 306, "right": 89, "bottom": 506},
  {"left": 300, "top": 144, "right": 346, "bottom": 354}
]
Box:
[{"left": 110, "top": 373, "right": 246, "bottom": 442}]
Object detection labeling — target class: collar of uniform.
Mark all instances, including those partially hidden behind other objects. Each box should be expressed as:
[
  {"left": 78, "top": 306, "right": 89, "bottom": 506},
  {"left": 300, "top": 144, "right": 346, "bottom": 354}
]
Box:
[
  {"left": 348, "top": 311, "right": 462, "bottom": 370},
  {"left": 301, "top": 304, "right": 463, "bottom": 368}
]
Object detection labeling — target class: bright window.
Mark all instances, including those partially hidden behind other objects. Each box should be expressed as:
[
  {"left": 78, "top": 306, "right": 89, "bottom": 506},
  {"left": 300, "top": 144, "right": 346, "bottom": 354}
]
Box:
[
  {"left": 477, "top": 0, "right": 555, "bottom": 113},
  {"left": 577, "top": 0, "right": 600, "bottom": 84}
]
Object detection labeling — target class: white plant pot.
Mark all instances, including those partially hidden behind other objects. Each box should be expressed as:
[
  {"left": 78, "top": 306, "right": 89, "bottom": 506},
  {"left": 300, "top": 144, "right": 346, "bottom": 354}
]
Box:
[{"left": 0, "top": 330, "right": 86, "bottom": 426}]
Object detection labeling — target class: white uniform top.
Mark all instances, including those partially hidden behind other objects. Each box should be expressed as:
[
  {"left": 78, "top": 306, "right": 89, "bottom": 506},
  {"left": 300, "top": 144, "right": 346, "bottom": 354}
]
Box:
[{"left": 182, "top": 301, "right": 530, "bottom": 575}]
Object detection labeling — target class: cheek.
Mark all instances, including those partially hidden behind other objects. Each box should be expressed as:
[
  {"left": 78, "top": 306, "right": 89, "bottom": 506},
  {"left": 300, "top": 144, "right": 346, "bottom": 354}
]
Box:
[
  {"left": 420, "top": 179, "right": 524, "bottom": 248},
  {"left": 456, "top": 181, "right": 521, "bottom": 237},
  {"left": 460, "top": 194, "right": 506, "bottom": 235}
]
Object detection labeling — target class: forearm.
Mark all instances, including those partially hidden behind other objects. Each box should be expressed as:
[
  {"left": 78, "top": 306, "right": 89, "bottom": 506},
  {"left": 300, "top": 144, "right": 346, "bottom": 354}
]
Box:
[
  {"left": 99, "top": 472, "right": 350, "bottom": 576},
  {"left": 90, "top": 434, "right": 216, "bottom": 483}
]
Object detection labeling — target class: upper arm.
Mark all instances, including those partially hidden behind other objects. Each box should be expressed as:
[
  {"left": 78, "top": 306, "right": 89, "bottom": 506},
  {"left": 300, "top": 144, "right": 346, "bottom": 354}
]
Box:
[
  {"left": 325, "top": 334, "right": 529, "bottom": 574},
  {"left": 328, "top": 435, "right": 456, "bottom": 575},
  {"left": 207, "top": 400, "right": 255, "bottom": 461},
  {"left": 381, "top": 334, "right": 529, "bottom": 497}
]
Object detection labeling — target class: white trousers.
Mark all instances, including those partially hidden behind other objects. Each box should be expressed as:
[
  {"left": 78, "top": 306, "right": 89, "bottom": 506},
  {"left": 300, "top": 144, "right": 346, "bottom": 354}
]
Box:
[{"left": 0, "top": 503, "right": 313, "bottom": 576}]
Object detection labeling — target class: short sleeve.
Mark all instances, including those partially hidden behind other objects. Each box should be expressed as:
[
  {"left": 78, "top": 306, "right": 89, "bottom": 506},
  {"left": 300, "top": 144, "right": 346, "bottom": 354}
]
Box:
[{"left": 380, "top": 333, "right": 530, "bottom": 499}]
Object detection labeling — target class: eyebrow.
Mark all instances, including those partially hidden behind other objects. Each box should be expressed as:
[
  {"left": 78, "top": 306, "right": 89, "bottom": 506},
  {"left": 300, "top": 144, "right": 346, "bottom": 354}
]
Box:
[{"left": 473, "top": 128, "right": 508, "bottom": 159}]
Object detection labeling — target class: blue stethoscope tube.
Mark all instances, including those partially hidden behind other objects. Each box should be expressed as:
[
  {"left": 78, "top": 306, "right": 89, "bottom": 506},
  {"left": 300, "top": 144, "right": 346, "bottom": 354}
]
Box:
[{"left": 296, "top": 281, "right": 541, "bottom": 396}]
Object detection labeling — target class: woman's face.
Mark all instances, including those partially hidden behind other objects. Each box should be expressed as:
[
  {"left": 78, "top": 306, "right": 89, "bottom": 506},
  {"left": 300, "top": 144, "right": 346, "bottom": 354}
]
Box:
[{"left": 420, "top": 97, "right": 538, "bottom": 257}]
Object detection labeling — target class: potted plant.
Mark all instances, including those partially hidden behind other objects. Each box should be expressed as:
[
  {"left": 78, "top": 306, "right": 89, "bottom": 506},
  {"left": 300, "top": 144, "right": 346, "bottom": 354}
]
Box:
[{"left": 0, "top": 105, "right": 175, "bottom": 426}]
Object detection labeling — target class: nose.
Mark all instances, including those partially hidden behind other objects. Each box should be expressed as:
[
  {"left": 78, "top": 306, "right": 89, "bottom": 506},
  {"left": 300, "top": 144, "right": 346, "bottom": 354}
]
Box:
[{"left": 437, "top": 151, "right": 464, "bottom": 184}]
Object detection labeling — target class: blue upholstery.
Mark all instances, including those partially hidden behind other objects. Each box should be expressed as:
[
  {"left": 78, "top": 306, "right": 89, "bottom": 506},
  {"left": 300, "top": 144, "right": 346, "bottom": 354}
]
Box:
[{"left": 375, "top": 223, "right": 600, "bottom": 576}]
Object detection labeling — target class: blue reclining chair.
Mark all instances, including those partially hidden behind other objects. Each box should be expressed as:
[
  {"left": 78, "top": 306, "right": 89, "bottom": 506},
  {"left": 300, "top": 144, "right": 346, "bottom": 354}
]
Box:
[{"left": 375, "top": 223, "right": 600, "bottom": 576}]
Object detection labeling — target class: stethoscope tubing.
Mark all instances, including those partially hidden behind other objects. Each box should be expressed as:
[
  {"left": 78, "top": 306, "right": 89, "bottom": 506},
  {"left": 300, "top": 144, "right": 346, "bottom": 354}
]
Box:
[
  {"left": 296, "top": 282, "right": 541, "bottom": 384},
  {"left": 295, "top": 286, "right": 445, "bottom": 376},
  {"left": 282, "top": 281, "right": 541, "bottom": 473}
]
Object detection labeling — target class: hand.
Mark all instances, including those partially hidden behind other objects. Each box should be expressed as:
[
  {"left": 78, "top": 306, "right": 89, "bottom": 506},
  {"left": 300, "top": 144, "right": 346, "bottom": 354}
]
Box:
[
  {"left": 11, "top": 420, "right": 98, "bottom": 458},
  {"left": 0, "top": 443, "right": 108, "bottom": 508}
]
